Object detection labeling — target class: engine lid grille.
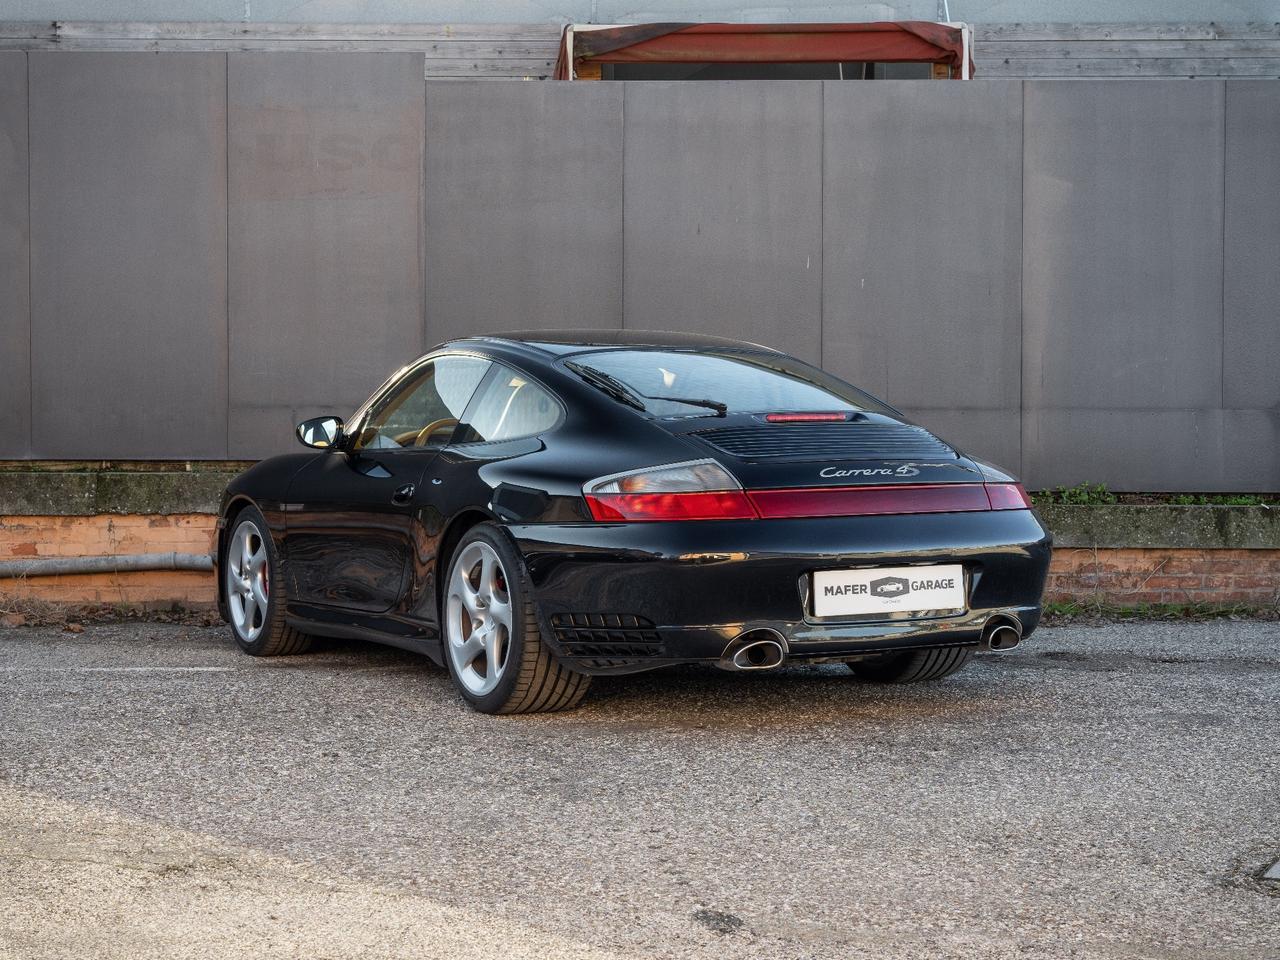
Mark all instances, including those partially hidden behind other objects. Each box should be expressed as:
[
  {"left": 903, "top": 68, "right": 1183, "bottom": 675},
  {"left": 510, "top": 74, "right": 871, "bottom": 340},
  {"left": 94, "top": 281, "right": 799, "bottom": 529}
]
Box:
[{"left": 690, "top": 423, "right": 957, "bottom": 462}]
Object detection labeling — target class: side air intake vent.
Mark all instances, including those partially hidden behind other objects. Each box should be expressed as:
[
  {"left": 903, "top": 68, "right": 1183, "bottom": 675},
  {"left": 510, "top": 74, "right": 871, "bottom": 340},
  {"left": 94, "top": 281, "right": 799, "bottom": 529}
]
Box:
[{"left": 691, "top": 423, "right": 957, "bottom": 462}]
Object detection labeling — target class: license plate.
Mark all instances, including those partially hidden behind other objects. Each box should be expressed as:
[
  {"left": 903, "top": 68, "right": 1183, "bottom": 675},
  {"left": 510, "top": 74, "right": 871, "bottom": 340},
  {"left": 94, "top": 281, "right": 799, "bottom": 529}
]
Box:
[{"left": 812, "top": 564, "right": 966, "bottom": 618}]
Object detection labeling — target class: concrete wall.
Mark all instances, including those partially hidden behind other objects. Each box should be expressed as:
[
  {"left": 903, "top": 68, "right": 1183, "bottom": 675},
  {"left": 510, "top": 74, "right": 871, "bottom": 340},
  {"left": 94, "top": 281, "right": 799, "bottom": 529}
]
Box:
[
  {"left": 0, "top": 53, "right": 1277, "bottom": 491},
  {"left": 227, "top": 52, "right": 426, "bottom": 457},
  {"left": 27, "top": 53, "right": 228, "bottom": 460},
  {"left": 0, "top": 53, "right": 29, "bottom": 459},
  {"left": 424, "top": 82, "right": 624, "bottom": 341}
]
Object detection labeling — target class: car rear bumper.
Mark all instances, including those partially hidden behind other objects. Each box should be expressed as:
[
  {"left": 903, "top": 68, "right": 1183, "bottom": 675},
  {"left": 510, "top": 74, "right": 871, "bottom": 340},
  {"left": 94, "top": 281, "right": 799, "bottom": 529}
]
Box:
[{"left": 508, "top": 509, "right": 1053, "bottom": 675}]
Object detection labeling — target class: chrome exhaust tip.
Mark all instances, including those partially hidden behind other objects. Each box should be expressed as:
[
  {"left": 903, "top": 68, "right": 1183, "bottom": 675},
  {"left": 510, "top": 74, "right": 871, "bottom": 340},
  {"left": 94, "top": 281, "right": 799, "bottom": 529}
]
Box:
[
  {"left": 719, "top": 629, "right": 787, "bottom": 671},
  {"left": 981, "top": 615, "right": 1023, "bottom": 651},
  {"left": 732, "top": 639, "right": 785, "bottom": 670}
]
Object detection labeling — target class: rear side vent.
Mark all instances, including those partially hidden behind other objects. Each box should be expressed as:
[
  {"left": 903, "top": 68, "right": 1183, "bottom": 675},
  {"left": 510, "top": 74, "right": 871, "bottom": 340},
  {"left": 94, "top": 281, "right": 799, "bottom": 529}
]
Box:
[
  {"left": 692, "top": 423, "right": 957, "bottom": 462},
  {"left": 550, "top": 613, "right": 666, "bottom": 668}
]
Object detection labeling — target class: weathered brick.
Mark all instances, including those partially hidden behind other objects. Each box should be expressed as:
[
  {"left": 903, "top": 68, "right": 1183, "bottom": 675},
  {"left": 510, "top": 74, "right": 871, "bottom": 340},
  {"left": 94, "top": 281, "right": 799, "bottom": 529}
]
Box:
[
  {"left": 1047, "top": 547, "right": 1280, "bottom": 607},
  {"left": 3, "top": 514, "right": 1278, "bottom": 610}
]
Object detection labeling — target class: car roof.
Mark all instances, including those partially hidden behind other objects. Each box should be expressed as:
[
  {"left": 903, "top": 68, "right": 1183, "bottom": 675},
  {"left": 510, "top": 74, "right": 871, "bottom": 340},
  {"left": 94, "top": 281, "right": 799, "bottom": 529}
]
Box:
[{"left": 451, "top": 329, "right": 782, "bottom": 355}]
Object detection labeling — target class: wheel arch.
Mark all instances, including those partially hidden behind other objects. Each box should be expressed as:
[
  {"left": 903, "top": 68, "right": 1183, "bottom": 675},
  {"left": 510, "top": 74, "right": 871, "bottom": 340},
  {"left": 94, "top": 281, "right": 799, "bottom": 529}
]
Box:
[{"left": 434, "top": 508, "right": 504, "bottom": 620}]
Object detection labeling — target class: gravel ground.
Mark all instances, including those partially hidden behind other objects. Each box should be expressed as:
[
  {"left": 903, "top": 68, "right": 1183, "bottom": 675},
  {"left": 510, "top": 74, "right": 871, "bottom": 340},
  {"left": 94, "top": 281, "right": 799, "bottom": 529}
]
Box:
[{"left": 1, "top": 620, "right": 1277, "bottom": 959}]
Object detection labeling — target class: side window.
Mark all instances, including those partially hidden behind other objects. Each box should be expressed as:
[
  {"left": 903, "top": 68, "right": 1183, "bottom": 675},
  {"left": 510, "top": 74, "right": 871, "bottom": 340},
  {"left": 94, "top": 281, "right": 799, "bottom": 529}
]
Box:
[
  {"left": 354, "top": 356, "right": 490, "bottom": 451},
  {"left": 458, "top": 365, "right": 561, "bottom": 443}
]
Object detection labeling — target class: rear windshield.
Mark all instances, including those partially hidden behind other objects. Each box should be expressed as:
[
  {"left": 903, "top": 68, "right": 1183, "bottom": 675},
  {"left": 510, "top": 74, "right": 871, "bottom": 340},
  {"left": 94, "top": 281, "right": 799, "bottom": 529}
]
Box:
[{"left": 567, "top": 349, "right": 894, "bottom": 418}]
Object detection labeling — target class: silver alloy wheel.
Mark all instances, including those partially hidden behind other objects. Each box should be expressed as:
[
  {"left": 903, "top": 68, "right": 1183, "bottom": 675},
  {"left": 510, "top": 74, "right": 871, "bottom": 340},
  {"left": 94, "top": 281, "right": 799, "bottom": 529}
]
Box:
[
  {"left": 445, "top": 541, "right": 512, "bottom": 697},
  {"left": 226, "top": 518, "right": 270, "bottom": 644}
]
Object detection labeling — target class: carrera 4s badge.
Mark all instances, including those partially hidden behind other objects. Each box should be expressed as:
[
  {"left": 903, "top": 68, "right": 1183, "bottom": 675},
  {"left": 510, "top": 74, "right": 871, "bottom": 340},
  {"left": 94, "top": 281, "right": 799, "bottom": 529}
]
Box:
[{"left": 819, "top": 463, "right": 953, "bottom": 480}]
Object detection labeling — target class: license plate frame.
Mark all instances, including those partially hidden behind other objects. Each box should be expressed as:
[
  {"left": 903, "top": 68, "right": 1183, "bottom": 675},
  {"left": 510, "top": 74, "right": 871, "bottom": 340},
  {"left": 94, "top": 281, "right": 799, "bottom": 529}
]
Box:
[{"left": 811, "top": 564, "right": 967, "bottom": 619}]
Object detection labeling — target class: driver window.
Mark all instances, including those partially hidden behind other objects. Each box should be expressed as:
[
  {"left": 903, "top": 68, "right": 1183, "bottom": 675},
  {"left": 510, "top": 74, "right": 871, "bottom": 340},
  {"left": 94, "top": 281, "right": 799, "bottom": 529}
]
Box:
[{"left": 354, "top": 356, "right": 490, "bottom": 451}]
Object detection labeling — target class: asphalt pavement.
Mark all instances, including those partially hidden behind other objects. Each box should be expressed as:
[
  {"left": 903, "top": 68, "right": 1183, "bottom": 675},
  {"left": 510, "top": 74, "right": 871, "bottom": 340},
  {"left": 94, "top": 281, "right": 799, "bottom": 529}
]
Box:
[{"left": 1, "top": 620, "right": 1277, "bottom": 959}]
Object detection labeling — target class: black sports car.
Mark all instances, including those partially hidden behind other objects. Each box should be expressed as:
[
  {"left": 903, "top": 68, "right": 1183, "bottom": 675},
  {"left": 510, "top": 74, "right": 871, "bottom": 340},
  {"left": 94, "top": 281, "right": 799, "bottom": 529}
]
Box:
[{"left": 215, "top": 331, "right": 1051, "bottom": 714}]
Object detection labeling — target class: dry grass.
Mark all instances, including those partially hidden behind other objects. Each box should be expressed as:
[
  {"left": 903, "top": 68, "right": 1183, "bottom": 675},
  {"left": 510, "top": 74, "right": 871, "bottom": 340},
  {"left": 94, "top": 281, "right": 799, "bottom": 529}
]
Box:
[
  {"left": 0, "top": 582, "right": 219, "bottom": 628},
  {"left": 1042, "top": 598, "right": 1280, "bottom": 625}
]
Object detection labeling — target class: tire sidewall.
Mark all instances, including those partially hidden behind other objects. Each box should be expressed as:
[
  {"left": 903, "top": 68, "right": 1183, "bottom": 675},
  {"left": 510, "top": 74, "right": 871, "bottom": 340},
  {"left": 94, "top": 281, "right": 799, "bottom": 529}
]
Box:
[
  {"left": 441, "top": 523, "right": 531, "bottom": 713},
  {"left": 224, "top": 504, "right": 282, "bottom": 656}
]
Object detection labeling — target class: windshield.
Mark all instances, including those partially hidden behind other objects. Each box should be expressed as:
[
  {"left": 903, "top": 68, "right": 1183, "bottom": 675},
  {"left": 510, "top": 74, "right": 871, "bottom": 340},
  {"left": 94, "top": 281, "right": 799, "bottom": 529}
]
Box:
[{"left": 567, "top": 349, "right": 894, "bottom": 418}]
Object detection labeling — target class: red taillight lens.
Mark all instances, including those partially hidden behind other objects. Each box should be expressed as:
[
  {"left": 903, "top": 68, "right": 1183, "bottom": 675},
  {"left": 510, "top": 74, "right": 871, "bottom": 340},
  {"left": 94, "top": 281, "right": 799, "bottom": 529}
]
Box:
[
  {"left": 985, "top": 482, "right": 1032, "bottom": 510},
  {"left": 748, "top": 484, "right": 992, "bottom": 519},
  {"left": 585, "top": 491, "right": 758, "bottom": 522},
  {"left": 584, "top": 459, "right": 754, "bottom": 521},
  {"left": 764, "top": 412, "right": 848, "bottom": 423},
  {"left": 583, "top": 461, "right": 1033, "bottom": 522}
]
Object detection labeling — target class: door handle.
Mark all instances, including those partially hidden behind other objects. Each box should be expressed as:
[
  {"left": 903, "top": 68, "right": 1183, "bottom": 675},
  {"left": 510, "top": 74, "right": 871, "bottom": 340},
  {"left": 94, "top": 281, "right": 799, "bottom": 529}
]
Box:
[{"left": 391, "top": 483, "right": 416, "bottom": 505}]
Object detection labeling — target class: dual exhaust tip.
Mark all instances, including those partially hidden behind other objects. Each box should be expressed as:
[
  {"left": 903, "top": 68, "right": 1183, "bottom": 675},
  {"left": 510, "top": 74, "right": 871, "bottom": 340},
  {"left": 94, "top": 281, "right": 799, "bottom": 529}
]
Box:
[{"left": 721, "top": 616, "right": 1022, "bottom": 670}]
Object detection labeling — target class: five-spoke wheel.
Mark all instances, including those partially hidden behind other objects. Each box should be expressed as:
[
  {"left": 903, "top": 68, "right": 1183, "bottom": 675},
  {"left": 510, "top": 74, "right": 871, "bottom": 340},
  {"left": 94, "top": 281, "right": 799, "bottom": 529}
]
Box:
[
  {"left": 441, "top": 524, "right": 590, "bottom": 714},
  {"left": 221, "top": 506, "right": 311, "bottom": 657},
  {"left": 445, "top": 540, "right": 512, "bottom": 697},
  {"left": 226, "top": 518, "right": 270, "bottom": 644}
]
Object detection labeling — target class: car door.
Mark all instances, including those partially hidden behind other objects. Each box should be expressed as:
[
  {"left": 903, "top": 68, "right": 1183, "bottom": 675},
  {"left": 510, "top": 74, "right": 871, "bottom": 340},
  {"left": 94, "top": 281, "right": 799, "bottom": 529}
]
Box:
[
  {"left": 398, "top": 361, "right": 566, "bottom": 632},
  {"left": 283, "top": 354, "right": 491, "bottom": 615}
]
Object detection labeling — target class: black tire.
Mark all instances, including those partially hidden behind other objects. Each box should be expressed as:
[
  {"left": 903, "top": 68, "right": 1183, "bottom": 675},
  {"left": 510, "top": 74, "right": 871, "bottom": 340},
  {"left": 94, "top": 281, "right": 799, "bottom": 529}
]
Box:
[
  {"left": 847, "top": 645, "right": 973, "bottom": 683},
  {"left": 222, "top": 505, "right": 312, "bottom": 657},
  {"left": 441, "top": 523, "right": 590, "bottom": 715}
]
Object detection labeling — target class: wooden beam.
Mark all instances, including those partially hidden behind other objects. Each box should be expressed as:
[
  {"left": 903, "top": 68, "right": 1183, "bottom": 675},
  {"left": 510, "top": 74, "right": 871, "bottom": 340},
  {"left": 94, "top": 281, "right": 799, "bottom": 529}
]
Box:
[
  {"left": 0, "top": 20, "right": 56, "bottom": 38},
  {"left": 52, "top": 21, "right": 564, "bottom": 41},
  {"left": 977, "top": 56, "right": 1280, "bottom": 77},
  {"left": 2, "top": 35, "right": 560, "bottom": 56},
  {"left": 424, "top": 58, "right": 555, "bottom": 78},
  {"left": 975, "top": 22, "right": 1280, "bottom": 41},
  {"left": 979, "top": 39, "right": 1280, "bottom": 59}
]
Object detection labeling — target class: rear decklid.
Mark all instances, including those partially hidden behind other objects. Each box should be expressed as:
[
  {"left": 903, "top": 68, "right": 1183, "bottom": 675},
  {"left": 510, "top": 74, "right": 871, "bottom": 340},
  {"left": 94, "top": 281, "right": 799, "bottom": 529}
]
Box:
[{"left": 664, "top": 411, "right": 984, "bottom": 489}]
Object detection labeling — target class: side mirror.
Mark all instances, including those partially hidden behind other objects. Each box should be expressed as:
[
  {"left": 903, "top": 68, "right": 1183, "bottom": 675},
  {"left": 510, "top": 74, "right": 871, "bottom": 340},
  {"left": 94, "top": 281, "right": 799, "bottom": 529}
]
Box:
[{"left": 296, "top": 416, "right": 344, "bottom": 450}]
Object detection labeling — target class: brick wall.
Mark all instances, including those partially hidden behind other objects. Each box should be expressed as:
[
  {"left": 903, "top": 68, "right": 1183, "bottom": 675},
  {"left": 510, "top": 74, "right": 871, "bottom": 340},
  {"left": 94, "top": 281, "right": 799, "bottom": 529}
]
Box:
[
  {"left": 0, "top": 514, "right": 216, "bottom": 605},
  {"left": 1047, "top": 547, "right": 1280, "bottom": 607},
  {"left": 3, "top": 512, "right": 1278, "bottom": 611}
]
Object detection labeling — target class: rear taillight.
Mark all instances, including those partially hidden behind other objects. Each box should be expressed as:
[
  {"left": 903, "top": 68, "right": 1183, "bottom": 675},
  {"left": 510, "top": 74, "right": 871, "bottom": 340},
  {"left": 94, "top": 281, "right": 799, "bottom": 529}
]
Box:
[
  {"left": 584, "top": 462, "right": 1033, "bottom": 521},
  {"left": 985, "top": 482, "right": 1032, "bottom": 510},
  {"left": 583, "top": 459, "right": 757, "bottom": 521},
  {"left": 585, "top": 491, "right": 757, "bottom": 522}
]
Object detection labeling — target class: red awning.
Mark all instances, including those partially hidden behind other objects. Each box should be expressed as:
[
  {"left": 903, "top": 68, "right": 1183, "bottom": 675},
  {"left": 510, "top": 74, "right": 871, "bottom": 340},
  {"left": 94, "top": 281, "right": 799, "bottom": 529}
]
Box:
[{"left": 554, "top": 22, "right": 973, "bottom": 80}]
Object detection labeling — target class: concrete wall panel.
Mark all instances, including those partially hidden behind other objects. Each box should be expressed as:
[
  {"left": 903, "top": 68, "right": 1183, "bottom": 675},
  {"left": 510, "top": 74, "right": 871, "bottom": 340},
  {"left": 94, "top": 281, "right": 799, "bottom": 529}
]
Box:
[
  {"left": 10, "top": 64, "right": 1278, "bottom": 491},
  {"left": 28, "top": 53, "right": 228, "bottom": 459},
  {"left": 1022, "top": 80, "right": 1227, "bottom": 490},
  {"left": 1224, "top": 83, "right": 1280, "bottom": 413},
  {"left": 622, "top": 82, "right": 823, "bottom": 363},
  {"left": 1023, "top": 409, "right": 1279, "bottom": 492},
  {"left": 229, "top": 53, "right": 426, "bottom": 458},
  {"left": 822, "top": 80, "right": 1024, "bottom": 472},
  {"left": 423, "top": 82, "right": 623, "bottom": 344},
  {"left": 0, "top": 53, "right": 29, "bottom": 458}
]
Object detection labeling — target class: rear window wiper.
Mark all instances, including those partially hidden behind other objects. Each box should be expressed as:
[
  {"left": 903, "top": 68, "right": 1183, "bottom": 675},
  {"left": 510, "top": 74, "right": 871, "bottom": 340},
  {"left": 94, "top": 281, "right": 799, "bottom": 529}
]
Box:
[
  {"left": 565, "top": 361, "right": 727, "bottom": 417},
  {"left": 564, "top": 361, "right": 647, "bottom": 413},
  {"left": 653, "top": 396, "right": 727, "bottom": 417}
]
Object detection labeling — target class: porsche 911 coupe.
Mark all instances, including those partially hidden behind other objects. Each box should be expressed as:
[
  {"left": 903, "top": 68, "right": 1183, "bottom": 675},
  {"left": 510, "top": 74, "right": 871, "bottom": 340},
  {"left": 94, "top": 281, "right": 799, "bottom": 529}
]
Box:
[{"left": 215, "top": 331, "right": 1051, "bottom": 714}]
